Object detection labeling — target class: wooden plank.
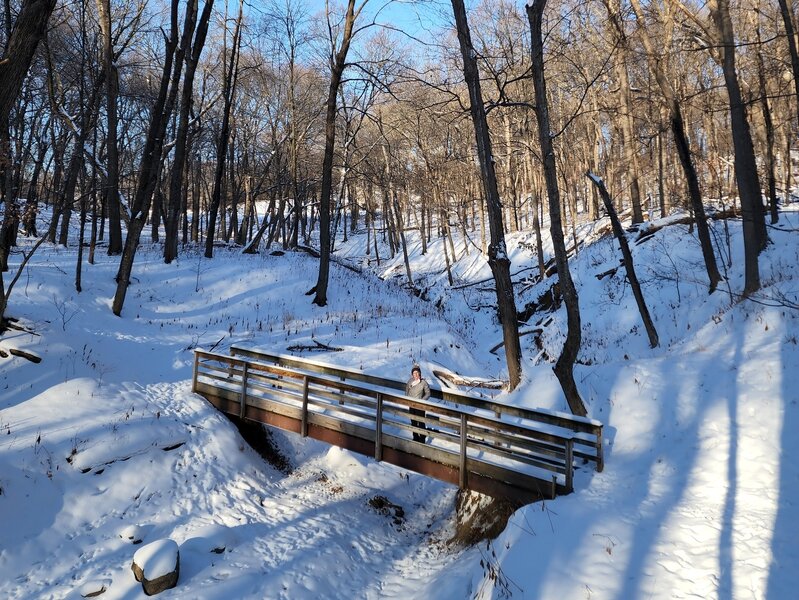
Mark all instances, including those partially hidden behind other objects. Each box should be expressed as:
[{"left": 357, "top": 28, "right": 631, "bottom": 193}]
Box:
[
  {"left": 463, "top": 423, "right": 572, "bottom": 463},
  {"left": 313, "top": 387, "right": 378, "bottom": 410},
  {"left": 468, "top": 438, "right": 568, "bottom": 475},
  {"left": 192, "top": 352, "right": 199, "bottom": 392}
]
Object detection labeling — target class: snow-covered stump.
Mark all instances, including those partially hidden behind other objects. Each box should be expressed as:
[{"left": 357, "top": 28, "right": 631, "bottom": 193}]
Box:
[
  {"left": 118, "top": 524, "right": 145, "bottom": 545},
  {"left": 131, "top": 539, "right": 180, "bottom": 596}
]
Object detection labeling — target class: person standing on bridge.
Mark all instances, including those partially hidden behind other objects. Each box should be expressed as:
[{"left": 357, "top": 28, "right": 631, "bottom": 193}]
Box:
[{"left": 406, "top": 365, "right": 430, "bottom": 443}]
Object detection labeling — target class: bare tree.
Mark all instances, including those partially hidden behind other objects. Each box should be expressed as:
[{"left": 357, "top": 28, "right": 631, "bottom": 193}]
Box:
[
  {"left": 777, "top": 0, "right": 799, "bottom": 131},
  {"left": 600, "top": 0, "right": 644, "bottom": 224},
  {"left": 708, "top": 0, "right": 767, "bottom": 296},
  {"left": 588, "top": 172, "right": 659, "bottom": 348},
  {"left": 0, "top": 0, "right": 57, "bottom": 326},
  {"left": 451, "top": 0, "right": 522, "bottom": 390},
  {"left": 205, "top": 0, "right": 244, "bottom": 259},
  {"left": 527, "top": 0, "right": 586, "bottom": 416},
  {"left": 309, "top": 0, "right": 367, "bottom": 307},
  {"left": 629, "top": 0, "right": 722, "bottom": 293},
  {"left": 112, "top": 0, "right": 183, "bottom": 315},
  {"left": 95, "top": 0, "right": 122, "bottom": 254},
  {"left": 0, "top": 0, "right": 56, "bottom": 120},
  {"left": 164, "top": 0, "right": 213, "bottom": 263}
]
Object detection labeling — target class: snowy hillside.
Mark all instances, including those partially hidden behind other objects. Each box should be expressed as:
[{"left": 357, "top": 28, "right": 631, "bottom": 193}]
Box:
[{"left": 1, "top": 204, "right": 798, "bottom": 599}]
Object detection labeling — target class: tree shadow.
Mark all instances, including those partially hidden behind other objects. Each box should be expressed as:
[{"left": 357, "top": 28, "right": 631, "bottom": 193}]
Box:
[
  {"left": 474, "top": 342, "right": 746, "bottom": 599},
  {"left": 766, "top": 318, "right": 799, "bottom": 597}
]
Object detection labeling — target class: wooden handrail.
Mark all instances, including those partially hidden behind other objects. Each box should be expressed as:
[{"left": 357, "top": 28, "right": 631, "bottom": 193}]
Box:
[
  {"left": 227, "top": 345, "right": 603, "bottom": 470},
  {"left": 229, "top": 345, "right": 603, "bottom": 428}
]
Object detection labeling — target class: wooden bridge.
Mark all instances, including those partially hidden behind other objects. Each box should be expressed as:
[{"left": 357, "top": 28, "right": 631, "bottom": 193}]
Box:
[{"left": 192, "top": 346, "right": 604, "bottom": 505}]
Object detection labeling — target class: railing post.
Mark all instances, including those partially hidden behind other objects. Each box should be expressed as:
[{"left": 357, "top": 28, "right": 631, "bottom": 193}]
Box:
[
  {"left": 374, "top": 393, "right": 383, "bottom": 461},
  {"left": 239, "top": 362, "right": 249, "bottom": 418},
  {"left": 301, "top": 376, "right": 310, "bottom": 437},
  {"left": 565, "top": 438, "right": 574, "bottom": 493},
  {"left": 191, "top": 352, "right": 199, "bottom": 393},
  {"left": 596, "top": 425, "right": 604, "bottom": 472},
  {"left": 459, "top": 413, "right": 468, "bottom": 489}
]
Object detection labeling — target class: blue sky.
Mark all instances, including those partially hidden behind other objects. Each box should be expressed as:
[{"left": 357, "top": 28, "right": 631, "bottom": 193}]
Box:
[{"left": 363, "top": 0, "right": 451, "bottom": 43}]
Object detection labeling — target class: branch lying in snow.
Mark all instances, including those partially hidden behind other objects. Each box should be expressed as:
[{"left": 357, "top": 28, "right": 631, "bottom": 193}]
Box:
[
  {"left": 595, "top": 265, "right": 621, "bottom": 280},
  {"left": 2, "top": 317, "right": 40, "bottom": 336},
  {"left": 296, "top": 245, "right": 362, "bottom": 274},
  {"left": 489, "top": 328, "right": 543, "bottom": 355},
  {"left": 632, "top": 207, "right": 742, "bottom": 245},
  {"left": 452, "top": 265, "right": 538, "bottom": 290},
  {"left": 287, "top": 340, "right": 343, "bottom": 352}
]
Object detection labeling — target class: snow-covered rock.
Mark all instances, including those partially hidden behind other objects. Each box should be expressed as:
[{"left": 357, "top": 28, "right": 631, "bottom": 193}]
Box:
[{"left": 131, "top": 538, "right": 180, "bottom": 596}]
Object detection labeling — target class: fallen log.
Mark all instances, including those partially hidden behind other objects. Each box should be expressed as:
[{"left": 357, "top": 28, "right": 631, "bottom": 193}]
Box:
[
  {"left": 432, "top": 369, "right": 505, "bottom": 390},
  {"left": 8, "top": 348, "right": 42, "bottom": 363}
]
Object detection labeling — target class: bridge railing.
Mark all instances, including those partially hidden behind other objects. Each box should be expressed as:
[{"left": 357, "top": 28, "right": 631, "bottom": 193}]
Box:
[
  {"left": 229, "top": 345, "right": 604, "bottom": 472},
  {"left": 193, "top": 349, "right": 604, "bottom": 502}
]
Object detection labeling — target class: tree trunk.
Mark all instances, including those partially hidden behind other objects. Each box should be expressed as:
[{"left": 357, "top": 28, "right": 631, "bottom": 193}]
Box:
[
  {"left": 112, "top": 1, "right": 182, "bottom": 316},
  {"left": 629, "top": 0, "right": 723, "bottom": 293},
  {"left": 310, "top": 0, "right": 363, "bottom": 307},
  {"left": 588, "top": 173, "right": 659, "bottom": 348},
  {"left": 710, "top": 0, "right": 766, "bottom": 296},
  {"left": 22, "top": 137, "right": 47, "bottom": 236},
  {"left": 601, "top": 0, "right": 643, "bottom": 224},
  {"left": 527, "top": 0, "right": 586, "bottom": 416},
  {"left": 164, "top": 0, "right": 213, "bottom": 263},
  {"left": 0, "top": 0, "right": 57, "bottom": 324},
  {"left": 753, "top": 11, "right": 779, "bottom": 225},
  {"left": 204, "top": 0, "right": 242, "bottom": 259},
  {"left": 95, "top": 0, "right": 123, "bottom": 255},
  {"left": 451, "top": 0, "right": 522, "bottom": 391},
  {"left": 777, "top": 0, "right": 799, "bottom": 132},
  {"left": 0, "top": 0, "right": 56, "bottom": 121}
]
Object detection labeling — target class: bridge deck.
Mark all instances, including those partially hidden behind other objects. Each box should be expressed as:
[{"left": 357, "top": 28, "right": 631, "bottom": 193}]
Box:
[{"left": 192, "top": 348, "right": 603, "bottom": 505}]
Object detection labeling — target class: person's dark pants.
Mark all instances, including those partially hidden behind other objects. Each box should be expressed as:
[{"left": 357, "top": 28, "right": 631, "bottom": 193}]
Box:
[{"left": 410, "top": 407, "right": 426, "bottom": 443}]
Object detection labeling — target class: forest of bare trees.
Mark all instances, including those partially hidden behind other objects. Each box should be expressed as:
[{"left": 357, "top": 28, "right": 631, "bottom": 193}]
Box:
[{"left": 0, "top": 0, "right": 796, "bottom": 404}]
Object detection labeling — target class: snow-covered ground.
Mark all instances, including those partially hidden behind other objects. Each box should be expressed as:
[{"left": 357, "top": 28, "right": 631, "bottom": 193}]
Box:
[{"left": 1, "top": 202, "right": 798, "bottom": 599}]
